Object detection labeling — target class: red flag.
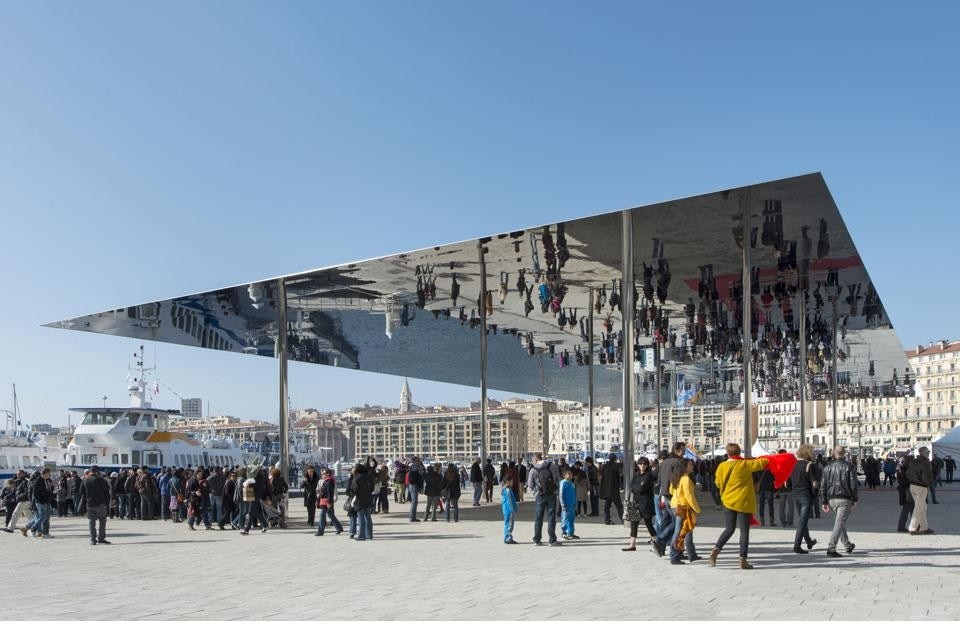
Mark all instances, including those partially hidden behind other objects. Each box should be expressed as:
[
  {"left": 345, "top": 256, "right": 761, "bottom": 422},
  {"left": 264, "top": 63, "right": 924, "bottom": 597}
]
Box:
[{"left": 763, "top": 452, "right": 798, "bottom": 489}]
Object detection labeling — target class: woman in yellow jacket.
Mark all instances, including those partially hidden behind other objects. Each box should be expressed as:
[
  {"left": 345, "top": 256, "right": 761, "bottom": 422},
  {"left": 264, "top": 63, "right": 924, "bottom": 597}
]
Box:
[
  {"left": 710, "top": 443, "right": 769, "bottom": 569},
  {"left": 668, "top": 458, "right": 701, "bottom": 565}
]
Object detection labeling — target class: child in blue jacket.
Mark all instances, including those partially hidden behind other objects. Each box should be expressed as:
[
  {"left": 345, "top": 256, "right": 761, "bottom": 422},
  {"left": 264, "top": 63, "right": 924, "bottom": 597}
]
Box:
[
  {"left": 501, "top": 475, "right": 518, "bottom": 544},
  {"left": 559, "top": 468, "right": 579, "bottom": 539}
]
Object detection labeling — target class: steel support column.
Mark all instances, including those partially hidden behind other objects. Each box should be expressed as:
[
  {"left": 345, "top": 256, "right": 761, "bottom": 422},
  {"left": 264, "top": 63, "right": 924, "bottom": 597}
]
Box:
[
  {"left": 277, "top": 278, "right": 289, "bottom": 475},
  {"left": 478, "top": 241, "right": 489, "bottom": 465},
  {"left": 621, "top": 210, "right": 636, "bottom": 494},
  {"left": 588, "top": 287, "right": 595, "bottom": 459},
  {"left": 799, "top": 288, "right": 807, "bottom": 448},
  {"left": 832, "top": 299, "right": 840, "bottom": 451},
  {"left": 741, "top": 191, "right": 753, "bottom": 458}
]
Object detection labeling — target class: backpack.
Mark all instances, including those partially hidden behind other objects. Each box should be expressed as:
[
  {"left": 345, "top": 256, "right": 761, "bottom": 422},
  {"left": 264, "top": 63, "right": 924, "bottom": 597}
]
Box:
[
  {"left": 537, "top": 466, "right": 558, "bottom": 496},
  {"left": 408, "top": 468, "right": 423, "bottom": 488}
]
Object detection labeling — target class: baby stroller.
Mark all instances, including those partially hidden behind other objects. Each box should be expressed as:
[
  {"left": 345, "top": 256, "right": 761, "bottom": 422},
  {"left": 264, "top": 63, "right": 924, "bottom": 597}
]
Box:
[{"left": 260, "top": 499, "right": 286, "bottom": 529}]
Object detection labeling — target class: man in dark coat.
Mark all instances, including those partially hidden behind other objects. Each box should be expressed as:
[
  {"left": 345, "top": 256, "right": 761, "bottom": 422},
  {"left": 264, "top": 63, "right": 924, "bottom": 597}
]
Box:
[
  {"left": 84, "top": 466, "right": 112, "bottom": 545},
  {"left": 599, "top": 455, "right": 623, "bottom": 525}
]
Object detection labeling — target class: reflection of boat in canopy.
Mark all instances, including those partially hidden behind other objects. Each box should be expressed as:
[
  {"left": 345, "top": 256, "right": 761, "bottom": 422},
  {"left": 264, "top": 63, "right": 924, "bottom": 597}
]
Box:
[{"left": 63, "top": 348, "right": 243, "bottom": 472}]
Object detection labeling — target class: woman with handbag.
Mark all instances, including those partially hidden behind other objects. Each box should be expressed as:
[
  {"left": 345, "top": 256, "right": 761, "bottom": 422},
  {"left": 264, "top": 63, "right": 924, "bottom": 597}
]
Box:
[
  {"left": 623, "top": 457, "right": 657, "bottom": 551},
  {"left": 315, "top": 468, "right": 343, "bottom": 536}
]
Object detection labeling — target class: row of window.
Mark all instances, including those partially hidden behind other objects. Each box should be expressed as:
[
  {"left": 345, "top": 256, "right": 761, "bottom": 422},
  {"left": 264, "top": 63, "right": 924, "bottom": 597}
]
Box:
[{"left": 0, "top": 455, "right": 41, "bottom": 469}]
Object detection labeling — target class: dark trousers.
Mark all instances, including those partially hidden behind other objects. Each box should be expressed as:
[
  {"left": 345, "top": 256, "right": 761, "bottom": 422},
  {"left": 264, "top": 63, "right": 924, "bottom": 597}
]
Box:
[
  {"left": 758, "top": 491, "right": 775, "bottom": 523},
  {"left": 603, "top": 494, "right": 623, "bottom": 523},
  {"left": 317, "top": 505, "right": 343, "bottom": 535},
  {"left": 140, "top": 495, "right": 154, "bottom": 520},
  {"left": 793, "top": 496, "right": 814, "bottom": 549},
  {"left": 305, "top": 502, "right": 316, "bottom": 526},
  {"left": 244, "top": 501, "right": 263, "bottom": 532},
  {"left": 377, "top": 488, "right": 390, "bottom": 513},
  {"left": 716, "top": 509, "right": 751, "bottom": 558},
  {"left": 533, "top": 494, "right": 557, "bottom": 543},
  {"left": 57, "top": 501, "right": 68, "bottom": 517},
  {"left": 127, "top": 493, "right": 139, "bottom": 518},
  {"left": 897, "top": 501, "right": 914, "bottom": 531},
  {"left": 629, "top": 517, "right": 656, "bottom": 539},
  {"left": 87, "top": 504, "right": 107, "bottom": 542},
  {"left": 589, "top": 488, "right": 599, "bottom": 515}
]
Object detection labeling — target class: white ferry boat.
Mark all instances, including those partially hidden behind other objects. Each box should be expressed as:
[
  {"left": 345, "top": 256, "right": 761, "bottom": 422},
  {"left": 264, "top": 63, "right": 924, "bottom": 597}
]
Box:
[
  {"left": 0, "top": 385, "right": 48, "bottom": 481},
  {"left": 63, "top": 349, "right": 243, "bottom": 472}
]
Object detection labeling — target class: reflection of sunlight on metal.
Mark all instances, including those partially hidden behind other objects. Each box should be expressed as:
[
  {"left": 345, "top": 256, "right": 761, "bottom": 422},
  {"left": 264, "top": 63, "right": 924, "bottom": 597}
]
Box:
[{"left": 47, "top": 174, "right": 910, "bottom": 412}]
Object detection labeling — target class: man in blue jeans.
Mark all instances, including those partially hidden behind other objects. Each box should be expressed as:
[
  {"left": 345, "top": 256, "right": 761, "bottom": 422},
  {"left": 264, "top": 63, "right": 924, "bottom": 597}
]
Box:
[
  {"left": 653, "top": 443, "right": 685, "bottom": 556},
  {"left": 527, "top": 453, "right": 561, "bottom": 546},
  {"left": 469, "top": 458, "right": 483, "bottom": 506},
  {"left": 407, "top": 457, "right": 425, "bottom": 522},
  {"left": 26, "top": 469, "right": 54, "bottom": 538}
]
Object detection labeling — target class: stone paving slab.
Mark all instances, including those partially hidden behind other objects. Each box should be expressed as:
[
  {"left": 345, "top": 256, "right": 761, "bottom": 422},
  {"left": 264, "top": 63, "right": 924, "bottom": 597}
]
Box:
[{"left": 3, "top": 484, "right": 958, "bottom": 620}]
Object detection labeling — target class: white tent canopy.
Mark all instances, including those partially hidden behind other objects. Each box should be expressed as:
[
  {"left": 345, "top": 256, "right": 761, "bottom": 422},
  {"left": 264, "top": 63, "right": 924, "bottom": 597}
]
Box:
[
  {"left": 932, "top": 425, "right": 960, "bottom": 462},
  {"left": 751, "top": 440, "right": 771, "bottom": 457}
]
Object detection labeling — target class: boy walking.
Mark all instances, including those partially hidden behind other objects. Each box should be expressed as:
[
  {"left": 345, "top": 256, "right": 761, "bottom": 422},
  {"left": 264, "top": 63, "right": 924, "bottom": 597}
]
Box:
[
  {"left": 501, "top": 474, "right": 518, "bottom": 544},
  {"left": 560, "top": 468, "right": 579, "bottom": 539}
]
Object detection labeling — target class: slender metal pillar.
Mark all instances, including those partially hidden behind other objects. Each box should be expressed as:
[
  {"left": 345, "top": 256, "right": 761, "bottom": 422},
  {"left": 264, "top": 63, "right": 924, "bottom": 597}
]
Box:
[
  {"left": 621, "top": 210, "right": 636, "bottom": 494},
  {"left": 588, "top": 287, "right": 595, "bottom": 459},
  {"left": 831, "top": 299, "right": 839, "bottom": 451},
  {"left": 741, "top": 191, "right": 753, "bottom": 458},
  {"left": 477, "top": 241, "right": 489, "bottom": 464},
  {"left": 277, "top": 278, "right": 289, "bottom": 474},
  {"left": 799, "top": 288, "right": 807, "bottom": 448},
  {"left": 656, "top": 342, "right": 662, "bottom": 451}
]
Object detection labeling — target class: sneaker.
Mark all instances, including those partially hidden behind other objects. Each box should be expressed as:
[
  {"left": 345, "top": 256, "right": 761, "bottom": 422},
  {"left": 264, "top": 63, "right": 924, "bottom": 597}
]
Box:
[
  {"left": 670, "top": 559, "right": 684, "bottom": 565},
  {"left": 807, "top": 538, "right": 817, "bottom": 550},
  {"left": 650, "top": 539, "right": 665, "bottom": 557},
  {"left": 534, "top": 541, "right": 544, "bottom": 546},
  {"left": 89, "top": 540, "right": 97, "bottom": 545},
  {"left": 506, "top": 539, "right": 517, "bottom": 545},
  {"left": 35, "top": 533, "right": 44, "bottom": 539},
  {"left": 845, "top": 543, "right": 856, "bottom": 554},
  {"left": 568, "top": 534, "right": 580, "bottom": 540},
  {"left": 548, "top": 541, "right": 562, "bottom": 547},
  {"left": 826, "top": 549, "right": 842, "bottom": 558},
  {"left": 28, "top": 530, "right": 35, "bottom": 538},
  {"left": 1, "top": 528, "right": 11, "bottom": 533},
  {"left": 688, "top": 555, "right": 702, "bottom": 562},
  {"left": 793, "top": 547, "right": 809, "bottom": 554}
]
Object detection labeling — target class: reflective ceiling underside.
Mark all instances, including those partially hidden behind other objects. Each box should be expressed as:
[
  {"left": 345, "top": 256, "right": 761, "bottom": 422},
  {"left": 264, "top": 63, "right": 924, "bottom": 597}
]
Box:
[{"left": 48, "top": 173, "right": 912, "bottom": 408}]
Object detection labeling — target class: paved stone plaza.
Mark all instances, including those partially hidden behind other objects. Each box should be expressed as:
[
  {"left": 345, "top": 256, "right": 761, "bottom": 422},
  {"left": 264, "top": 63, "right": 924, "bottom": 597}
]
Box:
[{"left": 5, "top": 484, "right": 957, "bottom": 620}]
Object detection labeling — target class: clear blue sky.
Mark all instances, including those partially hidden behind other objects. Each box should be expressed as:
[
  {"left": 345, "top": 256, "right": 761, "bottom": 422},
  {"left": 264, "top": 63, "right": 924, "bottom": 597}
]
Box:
[{"left": 1, "top": 3, "right": 956, "bottom": 426}]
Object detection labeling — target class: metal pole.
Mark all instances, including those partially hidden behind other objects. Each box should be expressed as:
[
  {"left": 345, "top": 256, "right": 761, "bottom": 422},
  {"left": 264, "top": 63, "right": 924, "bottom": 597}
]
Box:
[
  {"left": 656, "top": 342, "right": 662, "bottom": 451},
  {"left": 277, "top": 278, "right": 289, "bottom": 475},
  {"left": 588, "top": 287, "right": 595, "bottom": 459},
  {"left": 799, "top": 288, "right": 807, "bottom": 450},
  {"left": 831, "top": 299, "right": 839, "bottom": 451},
  {"left": 477, "top": 241, "right": 489, "bottom": 465},
  {"left": 741, "top": 191, "right": 753, "bottom": 458},
  {"left": 621, "top": 209, "right": 636, "bottom": 496}
]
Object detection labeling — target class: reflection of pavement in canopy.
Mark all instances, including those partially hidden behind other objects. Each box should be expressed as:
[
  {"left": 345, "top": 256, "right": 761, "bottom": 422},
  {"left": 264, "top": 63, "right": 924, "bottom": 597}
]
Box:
[{"left": 47, "top": 173, "right": 910, "bottom": 408}]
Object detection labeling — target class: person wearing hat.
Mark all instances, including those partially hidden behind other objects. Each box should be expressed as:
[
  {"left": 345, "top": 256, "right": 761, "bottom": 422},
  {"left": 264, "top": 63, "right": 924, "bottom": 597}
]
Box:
[
  {"left": 905, "top": 446, "right": 935, "bottom": 535},
  {"left": 83, "top": 466, "right": 112, "bottom": 545}
]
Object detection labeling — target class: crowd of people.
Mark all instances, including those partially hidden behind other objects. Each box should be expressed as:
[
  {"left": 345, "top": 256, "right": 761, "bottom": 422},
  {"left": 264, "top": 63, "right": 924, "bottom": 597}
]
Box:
[{"left": 1, "top": 444, "right": 948, "bottom": 562}]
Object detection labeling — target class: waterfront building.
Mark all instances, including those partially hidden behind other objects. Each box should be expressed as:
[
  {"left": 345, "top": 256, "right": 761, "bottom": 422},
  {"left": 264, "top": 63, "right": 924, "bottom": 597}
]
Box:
[
  {"left": 352, "top": 408, "right": 527, "bottom": 463},
  {"left": 180, "top": 398, "right": 203, "bottom": 419}
]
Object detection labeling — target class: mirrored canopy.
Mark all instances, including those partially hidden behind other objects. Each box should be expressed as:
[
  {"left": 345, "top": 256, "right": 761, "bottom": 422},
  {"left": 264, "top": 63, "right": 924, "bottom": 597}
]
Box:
[{"left": 47, "top": 173, "right": 912, "bottom": 408}]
